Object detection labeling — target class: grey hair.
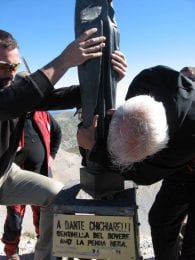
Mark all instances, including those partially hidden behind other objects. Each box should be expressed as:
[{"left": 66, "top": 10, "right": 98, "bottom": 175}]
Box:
[{"left": 107, "top": 95, "right": 169, "bottom": 170}]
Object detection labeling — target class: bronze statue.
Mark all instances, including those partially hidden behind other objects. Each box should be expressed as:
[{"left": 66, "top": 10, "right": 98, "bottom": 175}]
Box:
[
  {"left": 75, "top": 0, "right": 119, "bottom": 133},
  {"left": 75, "top": 0, "right": 123, "bottom": 198}
]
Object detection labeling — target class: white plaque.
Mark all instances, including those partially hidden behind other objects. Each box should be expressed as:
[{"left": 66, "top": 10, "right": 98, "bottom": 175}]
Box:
[{"left": 52, "top": 214, "right": 136, "bottom": 260}]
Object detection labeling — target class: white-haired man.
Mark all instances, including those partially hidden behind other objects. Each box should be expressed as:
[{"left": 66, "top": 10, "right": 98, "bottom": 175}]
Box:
[
  {"left": 77, "top": 65, "right": 195, "bottom": 260},
  {"left": 107, "top": 94, "right": 169, "bottom": 169},
  {"left": 77, "top": 94, "right": 169, "bottom": 169}
]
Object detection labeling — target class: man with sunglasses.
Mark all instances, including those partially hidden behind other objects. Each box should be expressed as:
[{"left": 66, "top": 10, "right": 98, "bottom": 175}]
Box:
[{"left": 0, "top": 29, "right": 126, "bottom": 260}]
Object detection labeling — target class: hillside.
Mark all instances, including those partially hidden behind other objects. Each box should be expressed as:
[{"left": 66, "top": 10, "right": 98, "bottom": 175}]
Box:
[{"left": 53, "top": 110, "right": 80, "bottom": 153}]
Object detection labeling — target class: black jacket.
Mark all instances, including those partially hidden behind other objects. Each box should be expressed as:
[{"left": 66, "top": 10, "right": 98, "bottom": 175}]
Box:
[
  {"left": 123, "top": 65, "right": 195, "bottom": 185},
  {"left": 49, "top": 114, "right": 62, "bottom": 159},
  {"left": 0, "top": 70, "right": 80, "bottom": 178}
]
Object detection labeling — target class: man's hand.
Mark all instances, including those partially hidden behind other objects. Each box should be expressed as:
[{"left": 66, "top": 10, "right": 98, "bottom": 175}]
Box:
[
  {"left": 77, "top": 115, "right": 98, "bottom": 150},
  {"left": 42, "top": 28, "right": 106, "bottom": 85},
  {"left": 62, "top": 28, "right": 106, "bottom": 68},
  {"left": 111, "top": 50, "right": 127, "bottom": 82}
]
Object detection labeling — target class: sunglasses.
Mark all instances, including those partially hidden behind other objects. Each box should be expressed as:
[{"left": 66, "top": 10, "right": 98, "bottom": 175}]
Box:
[{"left": 0, "top": 61, "right": 20, "bottom": 72}]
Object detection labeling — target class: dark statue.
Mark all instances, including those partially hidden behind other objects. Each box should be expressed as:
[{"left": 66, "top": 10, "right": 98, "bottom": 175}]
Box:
[
  {"left": 75, "top": 0, "right": 124, "bottom": 198},
  {"left": 53, "top": 2, "right": 142, "bottom": 259},
  {"left": 75, "top": 0, "right": 119, "bottom": 131}
]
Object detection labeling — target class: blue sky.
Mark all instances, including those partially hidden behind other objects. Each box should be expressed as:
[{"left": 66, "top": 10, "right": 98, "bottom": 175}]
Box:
[{"left": 1, "top": 0, "right": 195, "bottom": 105}]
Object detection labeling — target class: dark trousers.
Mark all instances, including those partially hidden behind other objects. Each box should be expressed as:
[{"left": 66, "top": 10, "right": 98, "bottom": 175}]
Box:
[{"left": 149, "top": 180, "right": 195, "bottom": 260}]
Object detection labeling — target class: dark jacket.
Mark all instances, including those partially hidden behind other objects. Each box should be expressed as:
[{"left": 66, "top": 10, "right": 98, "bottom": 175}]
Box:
[
  {"left": 123, "top": 65, "right": 195, "bottom": 185},
  {"left": 16, "top": 111, "right": 61, "bottom": 172},
  {"left": 49, "top": 113, "right": 62, "bottom": 159},
  {"left": 0, "top": 70, "right": 80, "bottom": 178}
]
